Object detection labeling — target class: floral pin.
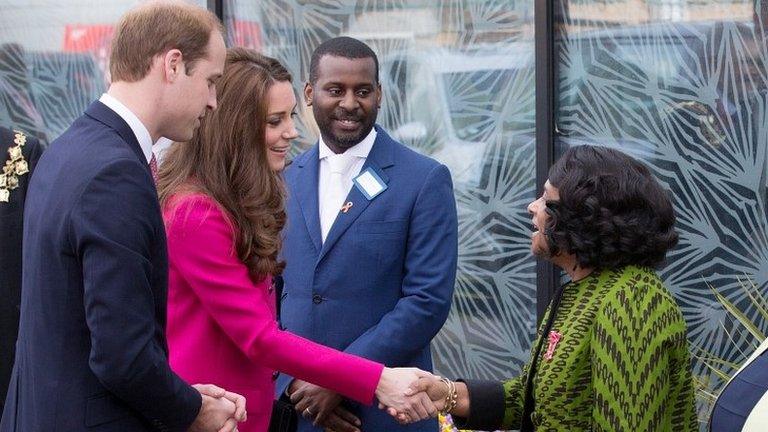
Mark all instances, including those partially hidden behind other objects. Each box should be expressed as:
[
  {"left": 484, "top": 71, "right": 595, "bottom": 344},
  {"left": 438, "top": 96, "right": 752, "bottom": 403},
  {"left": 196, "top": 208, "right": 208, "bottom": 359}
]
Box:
[
  {"left": 544, "top": 330, "right": 563, "bottom": 361},
  {"left": 1, "top": 130, "right": 29, "bottom": 203}
]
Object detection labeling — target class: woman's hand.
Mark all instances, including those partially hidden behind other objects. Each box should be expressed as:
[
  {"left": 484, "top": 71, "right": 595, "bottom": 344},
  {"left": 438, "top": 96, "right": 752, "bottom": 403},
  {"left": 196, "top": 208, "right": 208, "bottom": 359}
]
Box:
[
  {"left": 375, "top": 367, "right": 438, "bottom": 424},
  {"left": 407, "top": 377, "right": 469, "bottom": 420},
  {"left": 405, "top": 375, "right": 449, "bottom": 410},
  {"left": 384, "top": 375, "right": 450, "bottom": 424}
]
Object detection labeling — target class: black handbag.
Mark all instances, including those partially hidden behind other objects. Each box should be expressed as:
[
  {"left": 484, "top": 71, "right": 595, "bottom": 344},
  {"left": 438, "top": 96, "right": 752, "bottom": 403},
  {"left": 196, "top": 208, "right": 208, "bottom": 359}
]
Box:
[
  {"left": 269, "top": 398, "right": 297, "bottom": 432},
  {"left": 269, "top": 275, "right": 297, "bottom": 432}
]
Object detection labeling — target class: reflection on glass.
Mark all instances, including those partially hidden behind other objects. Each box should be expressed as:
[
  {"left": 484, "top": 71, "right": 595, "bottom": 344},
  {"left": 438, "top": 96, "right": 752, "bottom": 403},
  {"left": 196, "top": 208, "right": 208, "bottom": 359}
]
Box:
[
  {"left": 0, "top": 0, "right": 209, "bottom": 143},
  {"left": 554, "top": 0, "right": 768, "bottom": 425},
  {"left": 226, "top": 0, "right": 537, "bottom": 380}
]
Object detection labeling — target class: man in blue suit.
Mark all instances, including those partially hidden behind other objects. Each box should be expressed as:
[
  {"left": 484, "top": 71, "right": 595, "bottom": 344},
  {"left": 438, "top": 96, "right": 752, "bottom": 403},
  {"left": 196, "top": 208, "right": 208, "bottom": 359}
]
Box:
[
  {"left": 278, "top": 37, "right": 458, "bottom": 432},
  {"left": 0, "top": 3, "right": 245, "bottom": 431}
]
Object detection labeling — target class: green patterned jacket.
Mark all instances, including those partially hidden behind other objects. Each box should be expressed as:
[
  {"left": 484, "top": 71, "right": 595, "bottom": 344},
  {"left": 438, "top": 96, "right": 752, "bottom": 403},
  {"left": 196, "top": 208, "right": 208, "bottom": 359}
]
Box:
[{"left": 457, "top": 265, "right": 698, "bottom": 432}]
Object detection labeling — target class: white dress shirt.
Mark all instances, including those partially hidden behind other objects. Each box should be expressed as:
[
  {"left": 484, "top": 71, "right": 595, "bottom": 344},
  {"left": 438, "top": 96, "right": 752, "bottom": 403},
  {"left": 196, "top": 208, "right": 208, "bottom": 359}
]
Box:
[
  {"left": 99, "top": 93, "right": 155, "bottom": 163},
  {"left": 318, "top": 128, "right": 377, "bottom": 242},
  {"left": 153, "top": 137, "right": 174, "bottom": 165}
]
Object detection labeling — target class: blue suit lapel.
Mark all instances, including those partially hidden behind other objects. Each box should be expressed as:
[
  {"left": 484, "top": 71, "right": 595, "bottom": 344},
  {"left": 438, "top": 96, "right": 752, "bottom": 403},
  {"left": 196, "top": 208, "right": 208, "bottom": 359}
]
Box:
[
  {"left": 318, "top": 126, "right": 394, "bottom": 263},
  {"left": 293, "top": 146, "right": 323, "bottom": 254}
]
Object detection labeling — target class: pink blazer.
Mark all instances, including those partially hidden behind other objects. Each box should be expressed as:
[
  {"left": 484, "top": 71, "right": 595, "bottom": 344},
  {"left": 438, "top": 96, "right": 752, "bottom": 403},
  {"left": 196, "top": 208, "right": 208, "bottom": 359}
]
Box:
[{"left": 163, "top": 193, "right": 383, "bottom": 432}]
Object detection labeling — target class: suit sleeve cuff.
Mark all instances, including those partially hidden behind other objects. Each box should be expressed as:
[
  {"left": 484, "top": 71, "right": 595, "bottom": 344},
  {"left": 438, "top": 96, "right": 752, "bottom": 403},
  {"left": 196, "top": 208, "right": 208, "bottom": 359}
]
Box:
[
  {"left": 451, "top": 379, "right": 505, "bottom": 431},
  {"left": 275, "top": 374, "right": 294, "bottom": 402},
  {"left": 166, "top": 385, "right": 203, "bottom": 432}
]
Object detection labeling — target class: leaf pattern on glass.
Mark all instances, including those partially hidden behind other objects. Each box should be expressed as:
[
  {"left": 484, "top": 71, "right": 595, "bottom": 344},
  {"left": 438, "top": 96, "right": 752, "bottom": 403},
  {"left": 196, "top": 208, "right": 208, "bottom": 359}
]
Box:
[
  {"left": 554, "top": 2, "right": 768, "bottom": 421},
  {"left": 225, "top": 0, "right": 538, "bottom": 380}
]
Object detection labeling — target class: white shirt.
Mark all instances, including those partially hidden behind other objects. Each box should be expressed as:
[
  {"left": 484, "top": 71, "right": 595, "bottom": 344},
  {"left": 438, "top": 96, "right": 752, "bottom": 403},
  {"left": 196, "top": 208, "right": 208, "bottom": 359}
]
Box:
[
  {"left": 99, "top": 93, "right": 155, "bottom": 163},
  {"left": 318, "top": 128, "right": 377, "bottom": 242},
  {"left": 153, "top": 137, "right": 174, "bottom": 164}
]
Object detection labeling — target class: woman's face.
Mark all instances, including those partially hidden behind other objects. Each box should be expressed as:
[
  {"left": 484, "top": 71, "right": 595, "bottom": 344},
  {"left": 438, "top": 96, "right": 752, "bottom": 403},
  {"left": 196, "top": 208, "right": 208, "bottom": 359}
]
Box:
[
  {"left": 527, "top": 180, "right": 560, "bottom": 258},
  {"left": 264, "top": 81, "right": 299, "bottom": 172}
]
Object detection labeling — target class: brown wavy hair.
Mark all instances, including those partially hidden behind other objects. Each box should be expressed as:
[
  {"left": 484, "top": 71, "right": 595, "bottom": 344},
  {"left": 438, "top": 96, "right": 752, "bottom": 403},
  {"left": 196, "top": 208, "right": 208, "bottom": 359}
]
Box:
[{"left": 158, "top": 48, "right": 290, "bottom": 280}]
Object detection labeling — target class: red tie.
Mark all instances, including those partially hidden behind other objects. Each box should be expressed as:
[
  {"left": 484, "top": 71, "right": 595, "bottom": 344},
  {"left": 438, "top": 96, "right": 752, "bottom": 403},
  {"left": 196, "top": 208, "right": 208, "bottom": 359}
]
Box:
[{"left": 149, "top": 153, "right": 159, "bottom": 185}]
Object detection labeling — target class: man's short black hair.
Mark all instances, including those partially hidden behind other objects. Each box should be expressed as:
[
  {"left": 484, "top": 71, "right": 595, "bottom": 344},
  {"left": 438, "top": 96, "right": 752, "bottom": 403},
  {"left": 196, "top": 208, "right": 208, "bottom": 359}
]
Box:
[{"left": 309, "top": 36, "right": 379, "bottom": 84}]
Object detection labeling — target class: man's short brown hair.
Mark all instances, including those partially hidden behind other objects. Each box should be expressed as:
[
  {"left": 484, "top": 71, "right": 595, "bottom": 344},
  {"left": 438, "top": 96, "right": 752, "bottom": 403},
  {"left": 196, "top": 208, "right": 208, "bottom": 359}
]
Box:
[{"left": 109, "top": 1, "right": 223, "bottom": 82}]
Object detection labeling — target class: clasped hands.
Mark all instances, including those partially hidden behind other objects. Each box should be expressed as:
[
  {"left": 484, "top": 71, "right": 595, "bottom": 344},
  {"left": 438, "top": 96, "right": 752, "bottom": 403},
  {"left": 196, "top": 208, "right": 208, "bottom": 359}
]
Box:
[
  {"left": 290, "top": 368, "right": 452, "bottom": 432},
  {"left": 189, "top": 384, "right": 247, "bottom": 432}
]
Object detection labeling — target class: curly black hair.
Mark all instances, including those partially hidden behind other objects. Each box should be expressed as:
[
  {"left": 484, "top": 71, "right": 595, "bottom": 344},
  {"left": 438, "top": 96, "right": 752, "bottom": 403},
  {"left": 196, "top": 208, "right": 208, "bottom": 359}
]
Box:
[{"left": 544, "top": 145, "right": 678, "bottom": 269}]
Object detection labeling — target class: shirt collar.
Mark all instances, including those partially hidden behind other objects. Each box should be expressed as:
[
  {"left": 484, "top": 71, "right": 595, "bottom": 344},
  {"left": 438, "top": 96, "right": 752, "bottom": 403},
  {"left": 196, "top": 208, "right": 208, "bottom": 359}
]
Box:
[
  {"left": 318, "top": 127, "right": 377, "bottom": 161},
  {"left": 99, "top": 93, "right": 154, "bottom": 163}
]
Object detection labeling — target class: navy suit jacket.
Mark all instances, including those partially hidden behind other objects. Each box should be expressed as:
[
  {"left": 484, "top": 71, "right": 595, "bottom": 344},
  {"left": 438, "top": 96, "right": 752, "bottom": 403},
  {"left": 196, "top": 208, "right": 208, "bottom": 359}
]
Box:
[
  {"left": 0, "top": 101, "right": 201, "bottom": 432},
  {"left": 277, "top": 126, "right": 458, "bottom": 431}
]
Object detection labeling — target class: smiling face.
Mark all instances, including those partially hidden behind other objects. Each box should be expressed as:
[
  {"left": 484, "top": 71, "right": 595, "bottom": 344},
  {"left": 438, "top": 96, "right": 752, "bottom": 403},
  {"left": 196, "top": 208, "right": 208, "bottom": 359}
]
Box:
[
  {"left": 304, "top": 55, "right": 381, "bottom": 153},
  {"left": 527, "top": 180, "right": 560, "bottom": 258},
  {"left": 264, "top": 80, "right": 299, "bottom": 172}
]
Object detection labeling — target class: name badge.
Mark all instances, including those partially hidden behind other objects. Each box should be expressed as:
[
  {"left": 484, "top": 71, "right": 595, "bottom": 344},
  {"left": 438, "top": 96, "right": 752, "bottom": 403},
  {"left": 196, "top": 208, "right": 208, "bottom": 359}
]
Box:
[{"left": 353, "top": 167, "right": 387, "bottom": 200}]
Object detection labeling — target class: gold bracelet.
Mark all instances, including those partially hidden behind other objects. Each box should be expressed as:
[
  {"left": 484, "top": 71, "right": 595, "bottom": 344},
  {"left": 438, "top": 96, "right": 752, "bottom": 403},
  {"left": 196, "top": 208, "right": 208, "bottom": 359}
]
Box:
[{"left": 438, "top": 377, "right": 458, "bottom": 416}]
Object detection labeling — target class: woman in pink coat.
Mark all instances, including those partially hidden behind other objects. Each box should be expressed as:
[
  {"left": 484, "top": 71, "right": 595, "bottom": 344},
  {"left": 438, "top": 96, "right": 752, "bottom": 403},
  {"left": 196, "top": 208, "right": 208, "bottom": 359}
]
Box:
[{"left": 158, "top": 48, "right": 433, "bottom": 432}]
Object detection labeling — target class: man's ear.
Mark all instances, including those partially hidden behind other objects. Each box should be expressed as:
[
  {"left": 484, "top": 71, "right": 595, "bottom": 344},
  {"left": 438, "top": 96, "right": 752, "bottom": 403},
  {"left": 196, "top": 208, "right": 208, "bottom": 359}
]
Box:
[
  {"left": 303, "top": 81, "right": 313, "bottom": 106},
  {"left": 376, "top": 82, "right": 382, "bottom": 108},
  {"left": 163, "top": 49, "right": 184, "bottom": 82}
]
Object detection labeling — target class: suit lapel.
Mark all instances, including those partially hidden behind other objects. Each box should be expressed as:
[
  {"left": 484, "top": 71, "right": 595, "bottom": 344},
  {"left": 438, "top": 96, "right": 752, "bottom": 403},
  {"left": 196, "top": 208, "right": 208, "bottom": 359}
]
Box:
[
  {"left": 84, "top": 101, "right": 148, "bottom": 169},
  {"left": 317, "top": 127, "right": 394, "bottom": 263},
  {"left": 292, "top": 146, "right": 323, "bottom": 254}
]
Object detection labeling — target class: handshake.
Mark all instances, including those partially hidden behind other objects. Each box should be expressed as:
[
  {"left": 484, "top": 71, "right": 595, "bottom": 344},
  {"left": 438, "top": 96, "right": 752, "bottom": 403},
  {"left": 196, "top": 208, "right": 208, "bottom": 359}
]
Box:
[
  {"left": 290, "top": 368, "right": 462, "bottom": 432},
  {"left": 182, "top": 369, "right": 459, "bottom": 432}
]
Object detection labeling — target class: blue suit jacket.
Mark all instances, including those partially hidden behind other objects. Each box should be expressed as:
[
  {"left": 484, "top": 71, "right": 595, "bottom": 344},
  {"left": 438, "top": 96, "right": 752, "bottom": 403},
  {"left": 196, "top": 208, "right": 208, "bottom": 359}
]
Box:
[
  {"left": 710, "top": 339, "right": 768, "bottom": 431},
  {"left": 277, "top": 126, "right": 458, "bottom": 431},
  {"left": 0, "top": 101, "right": 201, "bottom": 432}
]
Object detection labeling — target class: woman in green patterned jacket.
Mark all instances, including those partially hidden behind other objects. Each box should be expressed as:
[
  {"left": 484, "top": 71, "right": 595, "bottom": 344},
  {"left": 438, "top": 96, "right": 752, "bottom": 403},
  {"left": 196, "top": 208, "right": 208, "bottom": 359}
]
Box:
[{"left": 404, "top": 145, "right": 698, "bottom": 432}]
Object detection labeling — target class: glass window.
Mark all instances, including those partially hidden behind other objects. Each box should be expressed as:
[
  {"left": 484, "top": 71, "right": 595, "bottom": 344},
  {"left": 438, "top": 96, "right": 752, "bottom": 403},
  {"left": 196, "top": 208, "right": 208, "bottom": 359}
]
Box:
[
  {"left": 225, "top": 0, "right": 537, "bottom": 380},
  {"left": 0, "top": 0, "right": 208, "bottom": 144},
  {"left": 554, "top": 0, "right": 768, "bottom": 422}
]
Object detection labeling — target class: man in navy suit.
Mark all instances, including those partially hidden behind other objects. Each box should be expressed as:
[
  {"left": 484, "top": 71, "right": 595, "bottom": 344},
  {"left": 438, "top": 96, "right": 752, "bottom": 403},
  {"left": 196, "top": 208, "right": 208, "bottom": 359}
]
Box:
[
  {"left": 277, "top": 37, "right": 458, "bottom": 432},
  {"left": 0, "top": 3, "right": 245, "bottom": 431},
  {"left": 0, "top": 127, "right": 43, "bottom": 412}
]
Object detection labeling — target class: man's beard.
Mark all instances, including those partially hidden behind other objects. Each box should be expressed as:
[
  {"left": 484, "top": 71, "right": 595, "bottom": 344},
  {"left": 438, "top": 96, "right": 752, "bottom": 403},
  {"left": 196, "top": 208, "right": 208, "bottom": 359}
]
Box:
[{"left": 316, "top": 107, "right": 378, "bottom": 149}]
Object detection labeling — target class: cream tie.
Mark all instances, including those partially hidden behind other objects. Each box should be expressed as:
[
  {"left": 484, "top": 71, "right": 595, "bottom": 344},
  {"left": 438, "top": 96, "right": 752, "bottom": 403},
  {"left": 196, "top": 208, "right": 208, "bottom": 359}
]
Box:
[{"left": 320, "top": 153, "right": 353, "bottom": 243}]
